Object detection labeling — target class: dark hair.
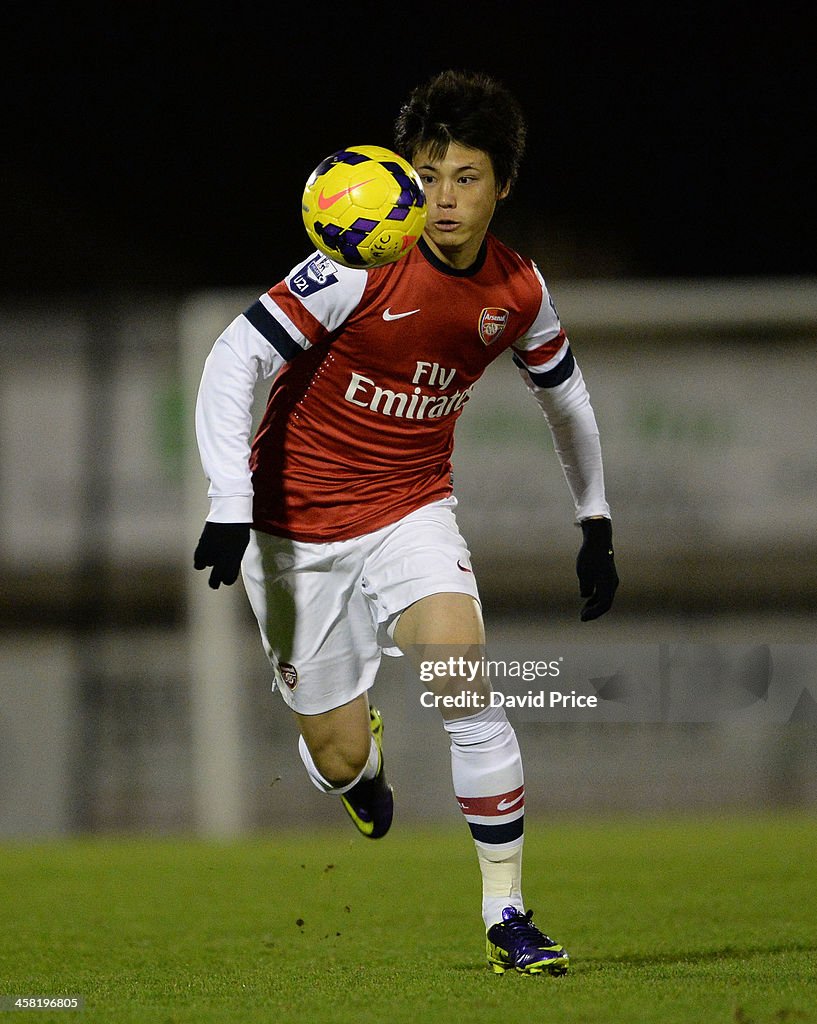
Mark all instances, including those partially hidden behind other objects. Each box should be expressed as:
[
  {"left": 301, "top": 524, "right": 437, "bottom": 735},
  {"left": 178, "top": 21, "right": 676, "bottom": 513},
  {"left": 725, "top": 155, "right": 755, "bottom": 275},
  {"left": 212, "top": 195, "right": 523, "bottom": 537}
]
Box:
[{"left": 394, "top": 69, "right": 526, "bottom": 193}]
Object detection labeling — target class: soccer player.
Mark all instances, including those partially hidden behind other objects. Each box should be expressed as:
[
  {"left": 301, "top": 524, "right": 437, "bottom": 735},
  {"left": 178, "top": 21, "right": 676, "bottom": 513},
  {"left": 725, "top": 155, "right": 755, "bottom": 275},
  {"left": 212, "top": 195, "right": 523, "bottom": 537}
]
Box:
[{"left": 193, "top": 69, "right": 618, "bottom": 976}]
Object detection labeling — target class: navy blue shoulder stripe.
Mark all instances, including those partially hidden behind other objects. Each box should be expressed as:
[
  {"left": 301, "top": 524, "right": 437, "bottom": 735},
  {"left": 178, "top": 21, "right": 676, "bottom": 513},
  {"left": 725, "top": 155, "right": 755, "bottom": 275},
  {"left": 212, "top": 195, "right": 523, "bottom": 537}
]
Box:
[
  {"left": 513, "top": 344, "right": 575, "bottom": 388},
  {"left": 243, "top": 299, "right": 304, "bottom": 362}
]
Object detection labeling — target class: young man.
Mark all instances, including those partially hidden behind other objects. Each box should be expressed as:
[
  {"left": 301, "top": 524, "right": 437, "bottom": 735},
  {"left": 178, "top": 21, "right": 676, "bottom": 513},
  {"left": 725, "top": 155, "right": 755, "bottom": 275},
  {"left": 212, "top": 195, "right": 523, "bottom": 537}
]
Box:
[{"left": 193, "top": 69, "right": 618, "bottom": 976}]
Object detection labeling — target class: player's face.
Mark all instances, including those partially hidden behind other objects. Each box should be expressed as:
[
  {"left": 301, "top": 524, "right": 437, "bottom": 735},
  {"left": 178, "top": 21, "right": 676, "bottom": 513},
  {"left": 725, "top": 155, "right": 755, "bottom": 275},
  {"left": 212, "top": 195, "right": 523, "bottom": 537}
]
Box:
[{"left": 413, "top": 142, "right": 509, "bottom": 270}]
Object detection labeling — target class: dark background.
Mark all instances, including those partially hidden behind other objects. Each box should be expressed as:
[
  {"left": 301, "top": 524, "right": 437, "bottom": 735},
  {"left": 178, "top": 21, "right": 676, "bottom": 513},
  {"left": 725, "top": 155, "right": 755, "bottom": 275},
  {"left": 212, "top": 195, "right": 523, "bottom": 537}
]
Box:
[{"left": 4, "top": 3, "right": 815, "bottom": 294}]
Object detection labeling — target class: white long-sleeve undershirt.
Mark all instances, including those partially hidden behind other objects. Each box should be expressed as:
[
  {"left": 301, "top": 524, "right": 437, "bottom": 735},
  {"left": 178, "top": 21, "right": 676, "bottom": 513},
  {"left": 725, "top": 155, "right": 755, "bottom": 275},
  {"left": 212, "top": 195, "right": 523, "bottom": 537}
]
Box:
[
  {"left": 195, "top": 314, "right": 283, "bottom": 523},
  {"left": 518, "top": 362, "right": 611, "bottom": 522}
]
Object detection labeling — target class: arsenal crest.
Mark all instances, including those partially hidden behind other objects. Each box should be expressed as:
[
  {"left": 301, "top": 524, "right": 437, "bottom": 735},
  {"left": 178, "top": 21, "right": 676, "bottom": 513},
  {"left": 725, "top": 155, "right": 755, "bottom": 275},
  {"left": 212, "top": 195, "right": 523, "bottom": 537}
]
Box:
[
  {"left": 279, "top": 662, "right": 298, "bottom": 691},
  {"left": 478, "top": 307, "right": 509, "bottom": 345}
]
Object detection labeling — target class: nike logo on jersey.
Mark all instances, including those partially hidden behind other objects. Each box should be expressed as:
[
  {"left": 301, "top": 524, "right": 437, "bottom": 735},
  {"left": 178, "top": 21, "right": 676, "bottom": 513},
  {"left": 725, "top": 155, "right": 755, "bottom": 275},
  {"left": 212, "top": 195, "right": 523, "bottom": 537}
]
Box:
[
  {"left": 382, "top": 307, "right": 420, "bottom": 321},
  {"left": 457, "top": 560, "right": 473, "bottom": 573},
  {"left": 318, "top": 179, "right": 376, "bottom": 210}
]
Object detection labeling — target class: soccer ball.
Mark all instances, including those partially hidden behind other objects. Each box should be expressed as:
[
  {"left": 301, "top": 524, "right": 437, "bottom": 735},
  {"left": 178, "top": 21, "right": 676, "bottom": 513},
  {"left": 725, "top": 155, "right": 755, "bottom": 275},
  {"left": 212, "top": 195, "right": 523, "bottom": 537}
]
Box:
[{"left": 301, "top": 144, "right": 427, "bottom": 269}]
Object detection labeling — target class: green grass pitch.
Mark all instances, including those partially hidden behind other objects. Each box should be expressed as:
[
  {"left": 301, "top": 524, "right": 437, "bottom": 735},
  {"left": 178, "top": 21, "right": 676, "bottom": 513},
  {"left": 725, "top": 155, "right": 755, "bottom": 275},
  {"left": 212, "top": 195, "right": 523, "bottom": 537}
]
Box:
[{"left": 1, "top": 813, "right": 815, "bottom": 1023}]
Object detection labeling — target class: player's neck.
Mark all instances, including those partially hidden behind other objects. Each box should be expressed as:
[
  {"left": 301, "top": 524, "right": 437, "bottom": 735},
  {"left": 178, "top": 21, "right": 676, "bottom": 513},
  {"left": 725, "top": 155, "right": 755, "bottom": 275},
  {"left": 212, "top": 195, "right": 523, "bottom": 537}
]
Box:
[{"left": 422, "top": 232, "right": 486, "bottom": 271}]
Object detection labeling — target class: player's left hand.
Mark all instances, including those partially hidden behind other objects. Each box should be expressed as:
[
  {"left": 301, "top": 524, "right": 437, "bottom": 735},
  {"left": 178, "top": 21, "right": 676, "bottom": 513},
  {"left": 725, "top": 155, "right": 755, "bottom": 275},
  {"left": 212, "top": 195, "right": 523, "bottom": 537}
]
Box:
[{"left": 576, "top": 517, "right": 619, "bottom": 621}]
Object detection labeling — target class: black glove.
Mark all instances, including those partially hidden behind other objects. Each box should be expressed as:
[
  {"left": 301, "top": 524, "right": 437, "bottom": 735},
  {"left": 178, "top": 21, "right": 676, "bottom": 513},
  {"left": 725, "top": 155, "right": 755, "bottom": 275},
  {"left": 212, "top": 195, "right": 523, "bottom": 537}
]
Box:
[
  {"left": 576, "top": 517, "right": 619, "bottom": 621},
  {"left": 193, "top": 522, "right": 251, "bottom": 589}
]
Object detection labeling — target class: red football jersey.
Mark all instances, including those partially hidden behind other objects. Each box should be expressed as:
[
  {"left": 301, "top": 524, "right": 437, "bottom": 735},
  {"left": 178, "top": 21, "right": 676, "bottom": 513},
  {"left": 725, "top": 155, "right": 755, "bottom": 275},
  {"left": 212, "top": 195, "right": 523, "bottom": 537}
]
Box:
[{"left": 247, "top": 236, "right": 567, "bottom": 542}]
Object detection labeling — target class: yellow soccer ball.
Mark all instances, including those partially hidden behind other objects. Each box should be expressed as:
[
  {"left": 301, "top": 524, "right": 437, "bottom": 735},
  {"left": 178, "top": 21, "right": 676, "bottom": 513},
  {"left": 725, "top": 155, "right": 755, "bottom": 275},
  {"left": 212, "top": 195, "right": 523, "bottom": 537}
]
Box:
[{"left": 301, "top": 144, "right": 427, "bottom": 269}]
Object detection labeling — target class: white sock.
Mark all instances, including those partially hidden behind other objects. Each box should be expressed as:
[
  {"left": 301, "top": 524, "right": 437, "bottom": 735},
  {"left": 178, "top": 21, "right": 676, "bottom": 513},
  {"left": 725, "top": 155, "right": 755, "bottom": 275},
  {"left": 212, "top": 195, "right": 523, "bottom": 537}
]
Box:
[
  {"left": 297, "top": 734, "right": 379, "bottom": 795},
  {"left": 444, "top": 704, "right": 526, "bottom": 928},
  {"left": 477, "top": 845, "right": 525, "bottom": 931}
]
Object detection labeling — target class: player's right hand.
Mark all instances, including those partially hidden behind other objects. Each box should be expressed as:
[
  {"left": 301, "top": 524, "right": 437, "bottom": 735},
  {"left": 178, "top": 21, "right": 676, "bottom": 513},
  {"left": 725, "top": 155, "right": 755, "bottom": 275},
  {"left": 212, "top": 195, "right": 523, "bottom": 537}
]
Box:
[{"left": 193, "top": 522, "right": 251, "bottom": 589}]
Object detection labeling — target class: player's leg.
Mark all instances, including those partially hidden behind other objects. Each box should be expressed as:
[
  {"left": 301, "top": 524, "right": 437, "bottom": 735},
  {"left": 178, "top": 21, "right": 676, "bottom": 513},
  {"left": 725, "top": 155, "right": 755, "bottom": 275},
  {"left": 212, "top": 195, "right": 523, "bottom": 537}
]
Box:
[
  {"left": 293, "top": 693, "right": 372, "bottom": 788},
  {"left": 241, "top": 529, "right": 393, "bottom": 838},
  {"left": 294, "top": 695, "right": 394, "bottom": 839},
  {"left": 364, "top": 501, "right": 526, "bottom": 921},
  {"left": 394, "top": 592, "right": 568, "bottom": 974},
  {"left": 393, "top": 593, "right": 527, "bottom": 921}
]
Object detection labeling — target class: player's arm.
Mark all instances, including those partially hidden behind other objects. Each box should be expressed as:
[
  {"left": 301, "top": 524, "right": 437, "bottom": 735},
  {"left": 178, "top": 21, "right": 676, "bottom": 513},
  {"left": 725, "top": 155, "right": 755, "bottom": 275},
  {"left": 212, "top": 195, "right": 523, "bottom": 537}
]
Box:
[
  {"left": 193, "top": 301, "right": 291, "bottom": 588},
  {"left": 512, "top": 276, "right": 618, "bottom": 620},
  {"left": 194, "top": 254, "right": 366, "bottom": 588}
]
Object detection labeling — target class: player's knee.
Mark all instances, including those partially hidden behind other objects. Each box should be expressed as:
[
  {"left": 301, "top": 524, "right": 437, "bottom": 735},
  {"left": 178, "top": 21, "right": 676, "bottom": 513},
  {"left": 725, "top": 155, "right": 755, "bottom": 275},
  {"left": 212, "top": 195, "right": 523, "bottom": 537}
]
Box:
[{"left": 309, "top": 736, "right": 370, "bottom": 788}]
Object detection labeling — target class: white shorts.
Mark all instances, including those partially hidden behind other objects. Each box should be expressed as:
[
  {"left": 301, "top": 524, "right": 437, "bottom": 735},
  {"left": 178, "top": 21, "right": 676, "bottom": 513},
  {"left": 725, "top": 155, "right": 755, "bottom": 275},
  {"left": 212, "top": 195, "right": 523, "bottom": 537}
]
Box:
[{"left": 241, "top": 496, "right": 480, "bottom": 715}]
